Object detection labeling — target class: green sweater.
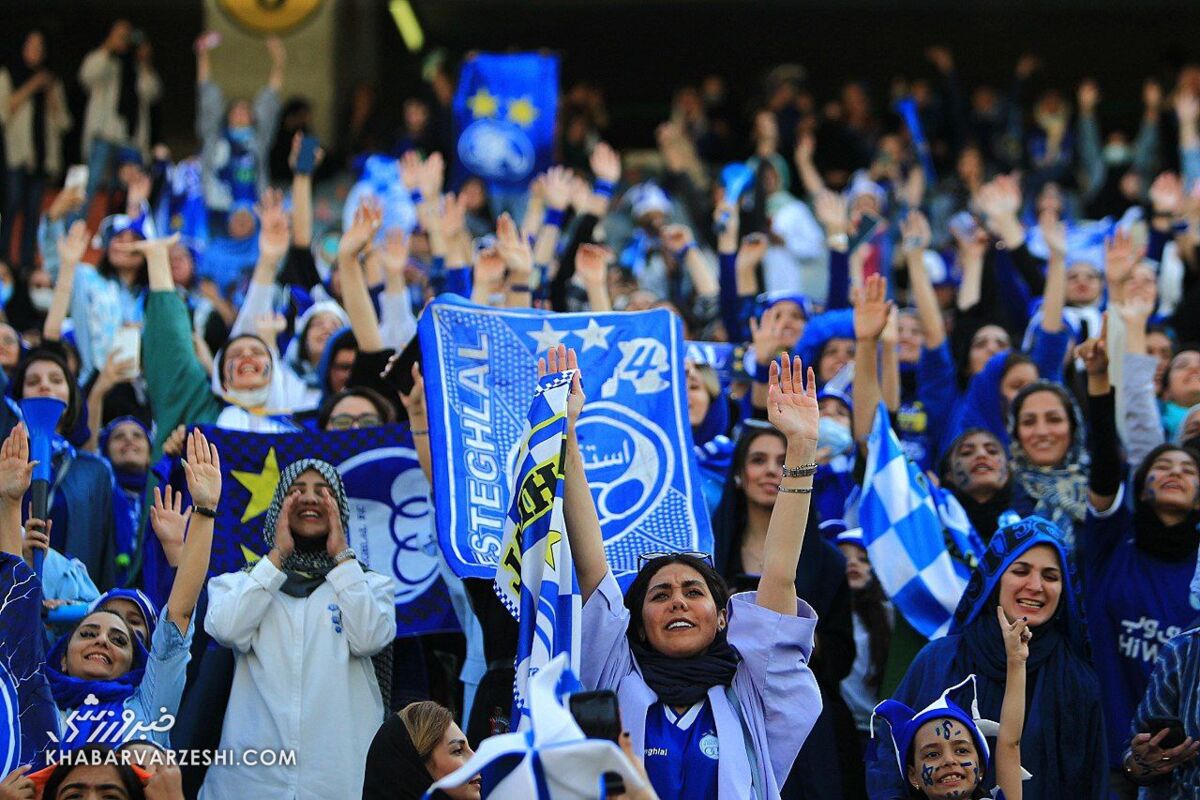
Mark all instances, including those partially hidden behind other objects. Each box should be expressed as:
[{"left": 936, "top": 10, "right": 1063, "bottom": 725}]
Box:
[{"left": 144, "top": 290, "right": 221, "bottom": 460}]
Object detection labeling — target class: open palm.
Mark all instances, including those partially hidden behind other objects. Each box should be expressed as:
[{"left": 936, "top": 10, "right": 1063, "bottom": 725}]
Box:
[{"left": 767, "top": 355, "right": 819, "bottom": 442}]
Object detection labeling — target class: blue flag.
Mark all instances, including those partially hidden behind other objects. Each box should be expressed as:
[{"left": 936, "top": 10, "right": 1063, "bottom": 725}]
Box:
[
  {"left": 859, "top": 403, "right": 980, "bottom": 639},
  {"left": 494, "top": 371, "right": 580, "bottom": 728},
  {"left": 419, "top": 296, "right": 712, "bottom": 587},
  {"left": 685, "top": 341, "right": 735, "bottom": 393},
  {"left": 454, "top": 53, "right": 558, "bottom": 190},
  {"left": 198, "top": 425, "right": 459, "bottom": 636}
]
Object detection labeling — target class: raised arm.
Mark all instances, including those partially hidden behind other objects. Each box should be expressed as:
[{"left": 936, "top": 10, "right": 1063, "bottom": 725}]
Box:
[
  {"left": 545, "top": 346, "right": 607, "bottom": 602},
  {"left": 995, "top": 607, "right": 1030, "bottom": 800},
  {"left": 1039, "top": 210, "right": 1067, "bottom": 334},
  {"left": 757, "top": 355, "right": 819, "bottom": 615},
  {"left": 976, "top": 174, "right": 1025, "bottom": 252},
  {"left": 42, "top": 221, "right": 89, "bottom": 343},
  {"left": 575, "top": 244, "right": 613, "bottom": 312},
  {"left": 399, "top": 363, "right": 432, "bottom": 482},
  {"left": 289, "top": 132, "right": 323, "bottom": 248},
  {"left": 0, "top": 425, "right": 35, "bottom": 558},
  {"left": 662, "top": 224, "right": 719, "bottom": 300},
  {"left": 851, "top": 275, "right": 892, "bottom": 445},
  {"left": 900, "top": 210, "right": 946, "bottom": 348},
  {"left": 166, "top": 430, "right": 220, "bottom": 632},
  {"left": 495, "top": 212, "right": 534, "bottom": 309},
  {"left": 336, "top": 200, "right": 385, "bottom": 353},
  {"left": 264, "top": 35, "right": 286, "bottom": 94},
  {"left": 231, "top": 190, "right": 289, "bottom": 337},
  {"left": 1076, "top": 322, "right": 1119, "bottom": 513}
]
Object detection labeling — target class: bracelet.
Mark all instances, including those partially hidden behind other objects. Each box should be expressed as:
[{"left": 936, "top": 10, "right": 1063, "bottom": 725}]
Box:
[
  {"left": 827, "top": 233, "right": 849, "bottom": 250},
  {"left": 410, "top": 429, "right": 429, "bottom": 436},
  {"left": 777, "top": 484, "right": 814, "bottom": 494},
  {"left": 193, "top": 506, "right": 217, "bottom": 518},
  {"left": 593, "top": 179, "right": 615, "bottom": 199},
  {"left": 410, "top": 189, "right": 424, "bottom": 205},
  {"left": 781, "top": 463, "right": 818, "bottom": 478},
  {"left": 509, "top": 284, "right": 531, "bottom": 293},
  {"left": 754, "top": 360, "right": 774, "bottom": 384},
  {"left": 543, "top": 207, "right": 565, "bottom": 228}
]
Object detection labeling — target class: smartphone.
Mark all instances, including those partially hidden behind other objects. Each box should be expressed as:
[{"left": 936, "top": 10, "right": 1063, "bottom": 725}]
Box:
[
  {"left": 1142, "top": 717, "right": 1188, "bottom": 749},
  {"left": 65, "top": 165, "right": 89, "bottom": 193},
  {"left": 111, "top": 328, "right": 141, "bottom": 378},
  {"left": 848, "top": 211, "right": 883, "bottom": 253},
  {"left": 295, "top": 134, "right": 320, "bottom": 175},
  {"left": 569, "top": 690, "right": 625, "bottom": 796},
  {"left": 381, "top": 336, "right": 422, "bottom": 403}
]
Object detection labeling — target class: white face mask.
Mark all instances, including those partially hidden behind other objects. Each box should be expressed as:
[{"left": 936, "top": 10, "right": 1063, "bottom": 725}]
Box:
[
  {"left": 225, "top": 385, "right": 271, "bottom": 409},
  {"left": 29, "top": 287, "right": 54, "bottom": 312}
]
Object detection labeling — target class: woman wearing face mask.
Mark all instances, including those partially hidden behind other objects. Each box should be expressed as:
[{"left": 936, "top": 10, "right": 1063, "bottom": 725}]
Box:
[
  {"left": 866, "top": 516, "right": 1107, "bottom": 800},
  {"left": 1007, "top": 381, "right": 1088, "bottom": 548},
  {"left": 363, "top": 701, "right": 480, "bottom": 800},
  {"left": 201, "top": 458, "right": 395, "bottom": 800},
  {"left": 564, "top": 343, "right": 822, "bottom": 800},
  {"left": 32, "top": 429, "right": 217, "bottom": 750},
  {"left": 1074, "top": 331, "right": 1200, "bottom": 793}
]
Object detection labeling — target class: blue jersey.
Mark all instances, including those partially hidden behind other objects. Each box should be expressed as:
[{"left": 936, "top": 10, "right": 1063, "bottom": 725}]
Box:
[{"left": 644, "top": 700, "right": 719, "bottom": 800}]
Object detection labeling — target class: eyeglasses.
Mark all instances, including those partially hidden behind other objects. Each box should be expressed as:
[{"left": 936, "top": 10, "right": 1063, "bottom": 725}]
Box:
[
  {"left": 327, "top": 413, "right": 383, "bottom": 431},
  {"left": 637, "top": 551, "right": 713, "bottom": 567}
]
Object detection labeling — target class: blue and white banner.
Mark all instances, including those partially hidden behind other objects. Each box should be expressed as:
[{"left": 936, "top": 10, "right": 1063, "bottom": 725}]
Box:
[
  {"left": 454, "top": 53, "right": 558, "bottom": 191},
  {"left": 685, "top": 341, "right": 735, "bottom": 393},
  {"left": 420, "top": 296, "right": 712, "bottom": 587},
  {"left": 494, "top": 371, "right": 580, "bottom": 728},
  {"left": 199, "top": 425, "right": 460, "bottom": 636},
  {"left": 858, "top": 402, "right": 978, "bottom": 639}
]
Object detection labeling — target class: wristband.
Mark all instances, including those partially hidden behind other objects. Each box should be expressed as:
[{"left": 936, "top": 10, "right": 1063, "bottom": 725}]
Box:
[
  {"left": 410, "top": 189, "right": 425, "bottom": 205},
  {"left": 673, "top": 242, "right": 695, "bottom": 261},
  {"left": 827, "top": 233, "right": 849, "bottom": 250},
  {"left": 593, "top": 179, "right": 615, "bottom": 199},
  {"left": 754, "top": 360, "right": 774, "bottom": 384},
  {"left": 193, "top": 506, "right": 217, "bottom": 518},
  {"left": 543, "top": 207, "right": 565, "bottom": 228},
  {"left": 509, "top": 284, "right": 531, "bottom": 293}
]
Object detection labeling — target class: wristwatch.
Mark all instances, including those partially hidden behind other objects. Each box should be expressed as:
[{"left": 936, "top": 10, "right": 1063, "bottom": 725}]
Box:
[{"left": 334, "top": 547, "right": 357, "bottom": 565}]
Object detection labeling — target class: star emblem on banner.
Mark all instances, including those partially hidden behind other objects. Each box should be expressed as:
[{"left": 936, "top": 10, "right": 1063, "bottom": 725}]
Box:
[
  {"left": 506, "top": 96, "right": 539, "bottom": 127},
  {"left": 231, "top": 447, "right": 281, "bottom": 523},
  {"left": 467, "top": 87, "right": 499, "bottom": 119},
  {"left": 527, "top": 321, "right": 568, "bottom": 353},
  {"left": 574, "top": 318, "right": 614, "bottom": 351}
]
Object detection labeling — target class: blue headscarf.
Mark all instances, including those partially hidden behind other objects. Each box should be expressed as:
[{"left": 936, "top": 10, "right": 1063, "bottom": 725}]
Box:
[
  {"left": 946, "top": 350, "right": 1013, "bottom": 458},
  {"left": 44, "top": 612, "right": 149, "bottom": 748},
  {"left": 88, "top": 589, "right": 159, "bottom": 643}
]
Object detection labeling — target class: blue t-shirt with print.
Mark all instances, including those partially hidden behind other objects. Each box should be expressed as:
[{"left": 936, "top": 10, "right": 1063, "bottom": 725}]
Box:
[{"left": 644, "top": 699, "right": 719, "bottom": 800}]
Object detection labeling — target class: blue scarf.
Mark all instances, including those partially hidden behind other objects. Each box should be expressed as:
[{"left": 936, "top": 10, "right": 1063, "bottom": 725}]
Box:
[{"left": 44, "top": 628, "right": 148, "bottom": 748}]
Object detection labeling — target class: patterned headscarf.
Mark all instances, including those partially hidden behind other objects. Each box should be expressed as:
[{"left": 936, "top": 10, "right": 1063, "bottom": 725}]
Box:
[{"left": 261, "top": 458, "right": 350, "bottom": 577}]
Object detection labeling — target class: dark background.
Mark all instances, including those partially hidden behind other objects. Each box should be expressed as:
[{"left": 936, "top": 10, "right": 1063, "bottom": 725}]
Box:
[{"left": 4, "top": 0, "right": 1200, "bottom": 160}]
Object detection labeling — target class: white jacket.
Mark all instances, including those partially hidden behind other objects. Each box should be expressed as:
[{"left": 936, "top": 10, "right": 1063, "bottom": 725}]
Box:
[
  {"left": 77, "top": 47, "right": 160, "bottom": 157},
  {"left": 199, "top": 557, "right": 395, "bottom": 800}
]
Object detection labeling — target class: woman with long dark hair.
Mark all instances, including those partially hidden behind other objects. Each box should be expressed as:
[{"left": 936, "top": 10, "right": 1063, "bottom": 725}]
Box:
[{"left": 560, "top": 342, "right": 822, "bottom": 800}]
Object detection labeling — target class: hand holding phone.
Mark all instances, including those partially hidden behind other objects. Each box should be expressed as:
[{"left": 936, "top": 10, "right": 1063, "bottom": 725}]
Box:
[
  {"left": 295, "top": 135, "right": 320, "bottom": 175},
  {"left": 570, "top": 690, "right": 626, "bottom": 796}
]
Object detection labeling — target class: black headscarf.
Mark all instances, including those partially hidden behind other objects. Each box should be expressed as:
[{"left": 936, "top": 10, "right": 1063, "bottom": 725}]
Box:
[{"left": 361, "top": 714, "right": 449, "bottom": 800}]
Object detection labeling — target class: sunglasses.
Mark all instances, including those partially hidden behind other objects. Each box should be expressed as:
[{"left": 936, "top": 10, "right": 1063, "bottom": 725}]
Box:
[{"left": 637, "top": 550, "right": 713, "bottom": 567}]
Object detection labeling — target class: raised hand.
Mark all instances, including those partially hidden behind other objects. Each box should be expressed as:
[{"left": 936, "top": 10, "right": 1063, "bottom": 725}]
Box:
[
  {"left": 96, "top": 347, "right": 136, "bottom": 390},
  {"left": 254, "top": 312, "right": 287, "bottom": 347},
  {"left": 851, "top": 274, "right": 892, "bottom": 342},
  {"left": 997, "top": 605, "right": 1032, "bottom": 664},
  {"left": 767, "top": 355, "right": 819, "bottom": 443},
  {"left": 750, "top": 305, "right": 792, "bottom": 366},
  {"left": 814, "top": 190, "right": 849, "bottom": 237},
  {"left": 1073, "top": 317, "right": 1109, "bottom": 377},
  {"left": 1104, "top": 228, "right": 1141, "bottom": 288},
  {"left": 420, "top": 151, "right": 445, "bottom": 199},
  {"left": 495, "top": 212, "right": 533, "bottom": 277},
  {"left": 273, "top": 494, "right": 296, "bottom": 562},
  {"left": 473, "top": 242, "right": 507, "bottom": 293},
  {"left": 542, "top": 165, "right": 573, "bottom": 210},
  {"left": 0, "top": 424, "right": 36, "bottom": 506},
  {"left": 0, "top": 765, "right": 34, "bottom": 800},
  {"left": 288, "top": 131, "right": 325, "bottom": 174},
  {"left": 338, "top": 199, "right": 382, "bottom": 260},
  {"left": 735, "top": 233, "right": 768, "bottom": 274},
  {"left": 1077, "top": 79, "right": 1100, "bottom": 115},
  {"left": 379, "top": 228, "right": 410, "bottom": 285},
  {"left": 21, "top": 516, "right": 51, "bottom": 570},
  {"left": 794, "top": 131, "right": 816, "bottom": 165},
  {"left": 1150, "top": 172, "right": 1184, "bottom": 216},
  {"left": 1040, "top": 209, "right": 1067, "bottom": 258},
  {"left": 256, "top": 189, "right": 290, "bottom": 261},
  {"left": 162, "top": 424, "right": 188, "bottom": 458},
  {"left": 264, "top": 35, "right": 286, "bottom": 67},
  {"left": 575, "top": 243, "right": 611, "bottom": 287},
  {"left": 1143, "top": 80, "right": 1163, "bottom": 115},
  {"left": 538, "top": 344, "right": 584, "bottom": 427},
  {"left": 1114, "top": 282, "right": 1156, "bottom": 328},
  {"left": 57, "top": 220, "right": 90, "bottom": 267},
  {"left": 149, "top": 485, "right": 190, "bottom": 567},
  {"left": 1175, "top": 92, "right": 1200, "bottom": 125},
  {"left": 182, "top": 428, "right": 221, "bottom": 509},
  {"left": 590, "top": 142, "right": 621, "bottom": 184},
  {"left": 439, "top": 192, "right": 467, "bottom": 240},
  {"left": 400, "top": 151, "right": 423, "bottom": 190},
  {"left": 398, "top": 362, "right": 427, "bottom": 425}
]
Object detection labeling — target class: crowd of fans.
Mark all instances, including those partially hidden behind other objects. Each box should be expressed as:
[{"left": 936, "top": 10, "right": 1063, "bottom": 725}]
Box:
[{"left": 0, "top": 17, "right": 1199, "bottom": 800}]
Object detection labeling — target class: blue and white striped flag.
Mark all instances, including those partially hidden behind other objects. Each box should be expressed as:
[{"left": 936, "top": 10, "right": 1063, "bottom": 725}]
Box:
[
  {"left": 859, "top": 402, "right": 978, "bottom": 639},
  {"left": 494, "top": 371, "right": 581, "bottom": 729}
]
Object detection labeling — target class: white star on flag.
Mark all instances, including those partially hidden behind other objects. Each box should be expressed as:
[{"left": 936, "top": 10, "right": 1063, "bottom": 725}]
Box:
[
  {"left": 574, "top": 318, "right": 614, "bottom": 351},
  {"left": 527, "top": 321, "right": 568, "bottom": 353}
]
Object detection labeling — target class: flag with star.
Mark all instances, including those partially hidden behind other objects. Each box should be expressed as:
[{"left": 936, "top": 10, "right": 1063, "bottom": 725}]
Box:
[
  {"left": 494, "top": 370, "right": 580, "bottom": 729},
  {"left": 453, "top": 52, "right": 558, "bottom": 190},
  {"left": 418, "top": 295, "right": 712, "bottom": 589},
  {"left": 192, "top": 424, "right": 460, "bottom": 636}
]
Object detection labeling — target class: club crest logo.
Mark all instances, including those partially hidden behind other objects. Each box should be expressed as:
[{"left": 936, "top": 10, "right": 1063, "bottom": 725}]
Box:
[{"left": 458, "top": 119, "right": 535, "bottom": 183}]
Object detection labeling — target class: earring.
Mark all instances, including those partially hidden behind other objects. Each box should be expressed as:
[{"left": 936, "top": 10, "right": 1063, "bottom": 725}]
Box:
[{"left": 733, "top": 475, "right": 742, "bottom": 487}]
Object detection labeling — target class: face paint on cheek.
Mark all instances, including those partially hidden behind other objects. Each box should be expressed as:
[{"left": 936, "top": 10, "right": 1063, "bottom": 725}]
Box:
[
  {"left": 951, "top": 463, "right": 971, "bottom": 488},
  {"left": 921, "top": 764, "right": 935, "bottom": 787}
]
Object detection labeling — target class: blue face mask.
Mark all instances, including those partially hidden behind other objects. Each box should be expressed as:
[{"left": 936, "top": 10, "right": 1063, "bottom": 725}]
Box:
[
  {"left": 0, "top": 282, "right": 12, "bottom": 307},
  {"left": 228, "top": 125, "right": 254, "bottom": 147},
  {"left": 818, "top": 416, "right": 854, "bottom": 456}
]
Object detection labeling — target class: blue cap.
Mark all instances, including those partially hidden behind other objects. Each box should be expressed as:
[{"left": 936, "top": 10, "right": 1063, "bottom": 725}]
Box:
[{"left": 872, "top": 676, "right": 992, "bottom": 777}]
